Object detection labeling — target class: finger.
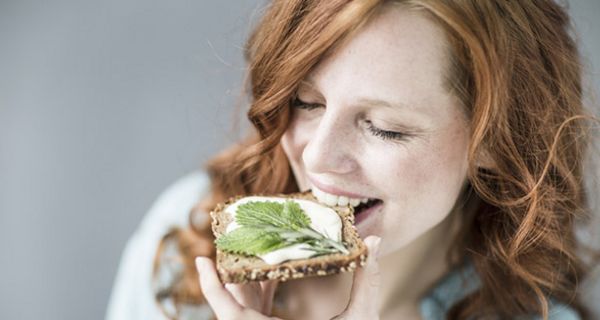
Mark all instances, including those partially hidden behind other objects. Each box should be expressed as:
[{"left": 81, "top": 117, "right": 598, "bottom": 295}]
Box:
[
  {"left": 196, "top": 256, "right": 242, "bottom": 319},
  {"left": 259, "top": 279, "right": 279, "bottom": 314},
  {"left": 345, "top": 236, "right": 382, "bottom": 316},
  {"left": 224, "top": 282, "right": 262, "bottom": 310}
]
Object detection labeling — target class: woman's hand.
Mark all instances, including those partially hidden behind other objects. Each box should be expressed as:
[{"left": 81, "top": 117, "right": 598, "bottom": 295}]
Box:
[
  {"left": 195, "top": 257, "right": 281, "bottom": 319},
  {"left": 196, "top": 235, "right": 382, "bottom": 320},
  {"left": 332, "top": 236, "right": 382, "bottom": 320},
  {"left": 224, "top": 279, "right": 278, "bottom": 315}
]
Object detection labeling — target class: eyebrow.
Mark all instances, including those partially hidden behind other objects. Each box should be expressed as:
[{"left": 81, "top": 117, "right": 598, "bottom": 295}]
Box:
[
  {"left": 300, "top": 77, "right": 414, "bottom": 112},
  {"left": 354, "top": 97, "right": 412, "bottom": 111}
]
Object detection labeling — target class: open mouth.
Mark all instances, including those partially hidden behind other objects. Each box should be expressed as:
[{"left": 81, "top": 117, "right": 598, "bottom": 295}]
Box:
[
  {"left": 353, "top": 198, "right": 383, "bottom": 216},
  {"left": 309, "top": 185, "right": 383, "bottom": 219}
]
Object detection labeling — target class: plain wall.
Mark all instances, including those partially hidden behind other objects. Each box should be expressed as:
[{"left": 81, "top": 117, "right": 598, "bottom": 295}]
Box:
[{"left": 0, "top": 1, "right": 598, "bottom": 319}]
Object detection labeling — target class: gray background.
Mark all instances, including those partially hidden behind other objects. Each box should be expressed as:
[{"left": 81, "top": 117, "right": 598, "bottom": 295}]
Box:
[{"left": 0, "top": 1, "right": 598, "bottom": 320}]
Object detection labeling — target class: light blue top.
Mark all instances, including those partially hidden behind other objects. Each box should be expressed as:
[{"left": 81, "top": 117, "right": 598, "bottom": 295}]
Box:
[{"left": 420, "top": 261, "right": 581, "bottom": 320}]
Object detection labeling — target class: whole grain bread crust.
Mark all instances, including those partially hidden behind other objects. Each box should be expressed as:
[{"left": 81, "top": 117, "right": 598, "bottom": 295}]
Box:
[{"left": 210, "top": 191, "right": 368, "bottom": 284}]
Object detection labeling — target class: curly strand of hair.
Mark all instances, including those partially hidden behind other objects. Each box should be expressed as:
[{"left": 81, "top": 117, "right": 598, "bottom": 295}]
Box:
[{"left": 416, "top": 1, "right": 594, "bottom": 318}]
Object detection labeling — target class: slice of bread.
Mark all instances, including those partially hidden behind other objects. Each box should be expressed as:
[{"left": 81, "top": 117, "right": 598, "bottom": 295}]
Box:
[{"left": 210, "top": 191, "right": 368, "bottom": 284}]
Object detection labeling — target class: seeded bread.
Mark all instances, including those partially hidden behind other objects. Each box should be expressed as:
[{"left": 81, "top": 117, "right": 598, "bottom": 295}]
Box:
[{"left": 210, "top": 191, "right": 368, "bottom": 284}]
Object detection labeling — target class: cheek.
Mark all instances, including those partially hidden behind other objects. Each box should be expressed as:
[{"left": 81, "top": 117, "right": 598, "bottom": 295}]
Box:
[
  {"left": 281, "top": 119, "right": 312, "bottom": 190},
  {"left": 414, "top": 122, "right": 469, "bottom": 195},
  {"left": 376, "top": 128, "right": 469, "bottom": 230},
  {"left": 281, "top": 118, "right": 306, "bottom": 160},
  {"left": 410, "top": 142, "right": 468, "bottom": 209}
]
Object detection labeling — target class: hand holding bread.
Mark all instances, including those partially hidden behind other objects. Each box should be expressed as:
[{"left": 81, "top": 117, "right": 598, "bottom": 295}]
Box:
[
  {"left": 195, "top": 235, "right": 382, "bottom": 319},
  {"left": 195, "top": 191, "right": 382, "bottom": 318}
]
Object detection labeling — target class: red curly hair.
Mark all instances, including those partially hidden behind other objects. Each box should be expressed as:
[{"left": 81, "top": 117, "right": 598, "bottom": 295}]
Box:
[{"left": 153, "top": 1, "right": 598, "bottom": 318}]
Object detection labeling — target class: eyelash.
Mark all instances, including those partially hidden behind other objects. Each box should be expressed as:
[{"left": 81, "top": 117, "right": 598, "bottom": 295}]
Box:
[
  {"left": 291, "top": 97, "right": 321, "bottom": 111},
  {"left": 291, "top": 97, "right": 407, "bottom": 141},
  {"left": 364, "top": 120, "right": 406, "bottom": 141}
]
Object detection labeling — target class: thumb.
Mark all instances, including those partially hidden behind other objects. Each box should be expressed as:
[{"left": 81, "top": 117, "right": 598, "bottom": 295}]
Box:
[
  {"left": 260, "top": 279, "right": 279, "bottom": 315},
  {"left": 342, "top": 235, "right": 382, "bottom": 318}
]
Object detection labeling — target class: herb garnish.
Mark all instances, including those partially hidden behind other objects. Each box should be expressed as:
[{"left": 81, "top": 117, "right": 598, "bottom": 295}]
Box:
[{"left": 215, "top": 200, "right": 349, "bottom": 257}]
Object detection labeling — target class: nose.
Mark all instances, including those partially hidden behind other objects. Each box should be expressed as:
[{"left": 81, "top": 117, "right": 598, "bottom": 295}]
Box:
[{"left": 302, "top": 110, "right": 359, "bottom": 175}]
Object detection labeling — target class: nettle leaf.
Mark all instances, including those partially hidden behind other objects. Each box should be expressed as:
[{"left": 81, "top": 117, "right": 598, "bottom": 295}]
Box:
[
  {"left": 235, "top": 201, "right": 284, "bottom": 228},
  {"left": 215, "top": 227, "right": 288, "bottom": 256},
  {"left": 281, "top": 200, "right": 311, "bottom": 229},
  {"left": 236, "top": 200, "right": 310, "bottom": 230},
  {"left": 216, "top": 199, "right": 348, "bottom": 259}
]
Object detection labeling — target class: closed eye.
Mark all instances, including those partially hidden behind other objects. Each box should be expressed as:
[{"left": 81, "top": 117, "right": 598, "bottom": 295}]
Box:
[
  {"left": 365, "top": 120, "right": 408, "bottom": 141},
  {"left": 291, "top": 96, "right": 409, "bottom": 142},
  {"left": 291, "top": 97, "right": 322, "bottom": 111}
]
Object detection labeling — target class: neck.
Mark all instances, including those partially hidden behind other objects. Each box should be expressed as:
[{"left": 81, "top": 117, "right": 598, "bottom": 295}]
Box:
[{"left": 378, "top": 208, "right": 462, "bottom": 316}]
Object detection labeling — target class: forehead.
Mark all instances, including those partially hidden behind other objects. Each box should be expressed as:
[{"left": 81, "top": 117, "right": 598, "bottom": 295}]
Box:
[{"left": 302, "top": 5, "right": 453, "bottom": 118}]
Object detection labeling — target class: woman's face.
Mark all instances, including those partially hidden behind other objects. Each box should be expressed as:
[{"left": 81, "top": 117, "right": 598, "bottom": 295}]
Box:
[{"left": 281, "top": 6, "right": 470, "bottom": 256}]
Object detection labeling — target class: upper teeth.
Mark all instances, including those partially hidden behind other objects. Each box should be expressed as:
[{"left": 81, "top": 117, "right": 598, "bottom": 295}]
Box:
[{"left": 311, "top": 186, "right": 369, "bottom": 207}]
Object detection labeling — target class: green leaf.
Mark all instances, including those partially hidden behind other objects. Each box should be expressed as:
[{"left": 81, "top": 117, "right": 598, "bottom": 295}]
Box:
[
  {"left": 215, "top": 227, "right": 288, "bottom": 256},
  {"left": 235, "top": 201, "right": 284, "bottom": 228},
  {"left": 281, "top": 200, "right": 311, "bottom": 229},
  {"left": 235, "top": 200, "right": 310, "bottom": 230},
  {"left": 216, "top": 198, "right": 349, "bottom": 259}
]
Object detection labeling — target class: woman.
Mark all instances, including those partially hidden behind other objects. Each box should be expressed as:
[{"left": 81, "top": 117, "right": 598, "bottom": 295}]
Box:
[{"left": 108, "top": 0, "right": 599, "bottom": 319}]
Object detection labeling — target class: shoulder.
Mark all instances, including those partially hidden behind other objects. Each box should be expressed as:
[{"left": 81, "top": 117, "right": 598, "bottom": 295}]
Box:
[
  {"left": 420, "top": 262, "right": 582, "bottom": 320},
  {"left": 419, "top": 262, "right": 480, "bottom": 319},
  {"left": 106, "top": 171, "right": 211, "bottom": 320},
  {"left": 543, "top": 301, "right": 581, "bottom": 320},
  {"left": 137, "top": 171, "right": 211, "bottom": 234},
  {"left": 517, "top": 300, "right": 581, "bottom": 320}
]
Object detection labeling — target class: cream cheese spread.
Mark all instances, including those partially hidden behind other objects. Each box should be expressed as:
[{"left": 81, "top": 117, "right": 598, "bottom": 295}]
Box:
[{"left": 224, "top": 196, "right": 343, "bottom": 265}]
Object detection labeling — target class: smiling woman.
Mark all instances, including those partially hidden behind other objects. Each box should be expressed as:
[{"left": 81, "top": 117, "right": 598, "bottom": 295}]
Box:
[
  {"left": 281, "top": 6, "right": 470, "bottom": 253},
  {"left": 107, "top": 0, "right": 600, "bottom": 319}
]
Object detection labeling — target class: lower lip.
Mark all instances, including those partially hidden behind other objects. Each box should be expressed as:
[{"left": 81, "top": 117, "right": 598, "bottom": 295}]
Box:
[{"left": 354, "top": 202, "right": 383, "bottom": 225}]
